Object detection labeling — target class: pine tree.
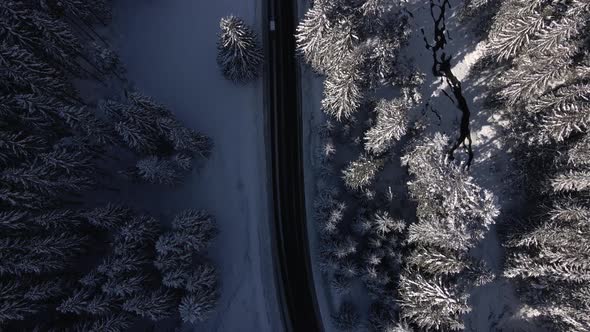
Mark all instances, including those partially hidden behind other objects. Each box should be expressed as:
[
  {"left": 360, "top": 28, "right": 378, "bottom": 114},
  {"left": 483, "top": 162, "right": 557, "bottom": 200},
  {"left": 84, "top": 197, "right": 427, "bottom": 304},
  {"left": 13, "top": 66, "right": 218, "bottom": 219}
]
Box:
[
  {"left": 297, "top": 0, "right": 412, "bottom": 121},
  {"left": 153, "top": 211, "right": 220, "bottom": 323},
  {"left": 43, "top": 0, "right": 112, "bottom": 24},
  {"left": 488, "top": 11, "right": 545, "bottom": 61},
  {"left": 484, "top": 1, "right": 590, "bottom": 330},
  {"left": 368, "top": 302, "right": 414, "bottom": 332},
  {"left": 399, "top": 272, "right": 469, "bottom": 331},
  {"left": 0, "top": 1, "right": 86, "bottom": 75},
  {"left": 134, "top": 156, "right": 183, "bottom": 185},
  {"left": 401, "top": 134, "right": 499, "bottom": 251},
  {"left": 499, "top": 55, "right": 572, "bottom": 106},
  {"left": 0, "top": 233, "right": 87, "bottom": 275},
  {"left": 171, "top": 209, "right": 217, "bottom": 252},
  {"left": 101, "top": 93, "right": 212, "bottom": 158},
  {"left": 331, "top": 273, "right": 353, "bottom": 295},
  {"left": 332, "top": 301, "right": 360, "bottom": 331},
  {"left": 74, "top": 313, "right": 135, "bottom": 332},
  {"left": 397, "top": 134, "right": 498, "bottom": 330},
  {"left": 81, "top": 204, "right": 131, "bottom": 230},
  {"left": 364, "top": 98, "right": 410, "bottom": 155},
  {"left": 370, "top": 211, "right": 405, "bottom": 237},
  {"left": 541, "top": 101, "right": 590, "bottom": 143},
  {"left": 0, "top": 42, "right": 73, "bottom": 97},
  {"left": 342, "top": 154, "right": 384, "bottom": 191},
  {"left": 178, "top": 288, "right": 218, "bottom": 323},
  {"left": 101, "top": 275, "right": 147, "bottom": 297},
  {"left": 321, "top": 57, "right": 364, "bottom": 120},
  {"left": 0, "top": 1, "right": 219, "bottom": 330},
  {"left": 406, "top": 246, "right": 468, "bottom": 277},
  {"left": 0, "top": 280, "right": 46, "bottom": 323},
  {"left": 550, "top": 171, "right": 590, "bottom": 192},
  {"left": 216, "top": 16, "right": 263, "bottom": 83},
  {"left": 297, "top": 0, "right": 417, "bottom": 328},
  {"left": 88, "top": 41, "right": 124, "bottom": 75},
  {"left": 295, "top": 4, "right": 334, "bottom": 73},
  {"left": 0, "top": 298, "right": 38, "bottom": 324},
  {"left": 486, "top": 0, "right": 590, "bottom": 146},
  {"left": 122, "top": 288, "right": 179, "bottom": 320},
  {"left": 462, "top": 0, "right": 496, "bottom": 14},
  {"left": 185, "top": 264, "right": 217, "bottom": 293}
]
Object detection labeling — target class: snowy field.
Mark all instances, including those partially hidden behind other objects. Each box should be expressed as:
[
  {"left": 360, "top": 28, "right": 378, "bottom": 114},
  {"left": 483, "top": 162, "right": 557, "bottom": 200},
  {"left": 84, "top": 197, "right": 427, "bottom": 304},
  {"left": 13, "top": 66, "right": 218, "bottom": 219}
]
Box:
[{"left": 109, "top": 1, "right": 283, "bottom": 331}]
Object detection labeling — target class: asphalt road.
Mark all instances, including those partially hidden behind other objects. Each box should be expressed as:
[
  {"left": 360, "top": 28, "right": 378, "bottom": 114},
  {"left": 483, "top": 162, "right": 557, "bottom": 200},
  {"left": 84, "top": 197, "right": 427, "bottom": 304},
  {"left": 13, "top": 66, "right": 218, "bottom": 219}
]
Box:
[{"left": 264, "top": 0, "right": 324, "bottom": 330}]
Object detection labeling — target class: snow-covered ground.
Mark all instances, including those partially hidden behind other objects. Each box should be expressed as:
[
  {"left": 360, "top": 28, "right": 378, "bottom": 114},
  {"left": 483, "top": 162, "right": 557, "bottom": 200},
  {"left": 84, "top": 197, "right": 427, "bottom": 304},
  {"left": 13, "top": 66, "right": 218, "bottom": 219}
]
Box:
[
  {"left": 296, "top": 0, "right": 341, "bottom": 329},
  {"left": 109, "top": 1, "right": 283, "bottom": 331},
  {"left": 299, "top": 51, "right": 338, "bottom": 332}
]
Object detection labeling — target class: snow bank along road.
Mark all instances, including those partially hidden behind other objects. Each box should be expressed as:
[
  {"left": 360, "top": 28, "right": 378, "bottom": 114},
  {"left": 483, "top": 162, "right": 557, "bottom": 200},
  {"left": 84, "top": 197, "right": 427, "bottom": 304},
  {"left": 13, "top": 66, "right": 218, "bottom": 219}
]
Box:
[
  {"left": 110, "top": 0, "right": 323, "bottom": 329},
  {"left": 265, "top": 0, "right": 324, "bottom": 330},
  {"left": 110, "top": 0, "right": 283, "bottom": 331}
]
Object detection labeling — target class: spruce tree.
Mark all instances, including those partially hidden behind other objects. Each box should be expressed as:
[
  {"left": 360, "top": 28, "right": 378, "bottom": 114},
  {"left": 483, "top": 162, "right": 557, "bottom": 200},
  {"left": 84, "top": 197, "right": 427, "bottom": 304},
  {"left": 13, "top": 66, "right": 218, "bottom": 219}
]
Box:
[
  {"left": 332, "top": 301, "right": 361, "bottom": 331},
  {"left": 397, "top": 134, "right": 498, "bottom": 330},
  {"left": 399, "top": 272, "right": 469, "bottom": 331},
  {"left": 216, "top": 16, "right": 263, "bottom": 83},
  {"left": 483, "top": 1, "right": 590, "bottom": 330},
  {"left": 342, "top": 154, "right": 385, "bottom": 191},
  {"left": 0, "top": 0, "right": 218, "bottom": 330},
  {"left": 295, "top": 4, "right": 334, "bottom": 74},
  {"left": 321, "top": 57, "right": 364, "bottom": 120},
  {"left": 296, "top": 0, "right": 412, "bottom": 121},
  {"left": 364, "top": 98, "right": 410, "bottom": 155},
  {"left": 298, "top": 0, "right": 419, "bottom": 327}
]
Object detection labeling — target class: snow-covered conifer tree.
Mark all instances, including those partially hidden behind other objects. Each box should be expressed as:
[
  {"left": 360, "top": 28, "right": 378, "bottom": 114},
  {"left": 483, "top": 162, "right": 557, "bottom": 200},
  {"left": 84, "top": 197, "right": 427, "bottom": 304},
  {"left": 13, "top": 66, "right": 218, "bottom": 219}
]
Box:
[
  {"left": 102, "top": 93, "right": 212, "bottom": 159},
  {"left": 217, "top": 16, "right": 263, "bottom": 83},
  {"left": 295, "top": 4, "right": 333, "bottom": 73},
  {"left": 331, "top": 273, "right": 352, "bottom": 295},
  {"left": 134, "top": 156, "right": 183, "bottom": 185},
  {"left": 399, "top": 272, "right": 469, "bottom": 331},
  {"left": 483, "top": 2, "right": 590, "bottom": 329},
  {"left": 364, "top": 98, "right": 410, "bottom": 155},
  {"left": 297, "top": 0, "right": 419, "bottom": 328},
  {"left": 171, "top": 209, "right": 217, "bottom": 252},
  {"left": 72, "top": 313, "right": 135, "bottom": 332},
  {"left": 41, "top": 0, "right": 113, "bottom": 24},
  {"left": 368, "top": 303, "right": 409, "bottom": 332},
  {"left": 88, "top": 41, "right": 124, "bottom": 75},
  {"left": 0, "top": 42, "right": 74, "bottom": 97},
  {"left": 332, "top": 301, "right": 361, "bottom": 331},
  {"left": 342, "top": 154, "right": 384, "bottom": 191},
  {"left": 0, "top": 1, "right": 219, "bottom": 330},
  {"left": 185, "top": 264, "right": 217, "bottom": 293},
  {"left": 122, "top": 288, "right": 179, "bottom": 320},
  {"left": 179, "top": 288, "right": 218, "bottom": 323},
  {"left": 401, "top": 134, "right": 499, "bottom": 251},
  {"left": 154, "top": 210, "right": 220, "bottom": 323},
  {"left": 321, "top": 61, "right": 364, "bottom": 120},
  {"left": 396, "top": 134, "right": 498, "bottom": 330},
  {"left": 81, "top": 204, "right": 131, "bottom": 230}
]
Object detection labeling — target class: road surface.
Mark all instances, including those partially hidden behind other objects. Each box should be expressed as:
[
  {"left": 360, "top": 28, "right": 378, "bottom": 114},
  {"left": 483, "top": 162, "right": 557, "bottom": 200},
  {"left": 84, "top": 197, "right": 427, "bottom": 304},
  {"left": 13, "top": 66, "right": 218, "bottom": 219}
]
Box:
[{"left": 265, "top": 0, "right": 324, "bottom": 330}]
